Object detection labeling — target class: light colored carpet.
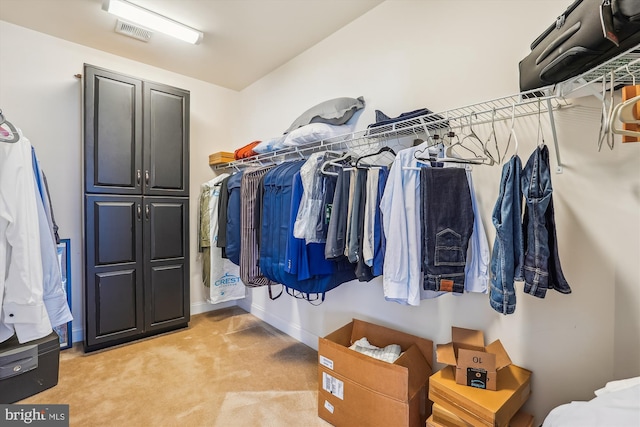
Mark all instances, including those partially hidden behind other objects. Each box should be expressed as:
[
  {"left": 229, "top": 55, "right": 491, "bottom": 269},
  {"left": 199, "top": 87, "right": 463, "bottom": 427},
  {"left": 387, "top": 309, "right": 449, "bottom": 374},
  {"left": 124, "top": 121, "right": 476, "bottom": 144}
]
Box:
[{"left": 20, "top": 307, "right": 330, "bottom": 427}]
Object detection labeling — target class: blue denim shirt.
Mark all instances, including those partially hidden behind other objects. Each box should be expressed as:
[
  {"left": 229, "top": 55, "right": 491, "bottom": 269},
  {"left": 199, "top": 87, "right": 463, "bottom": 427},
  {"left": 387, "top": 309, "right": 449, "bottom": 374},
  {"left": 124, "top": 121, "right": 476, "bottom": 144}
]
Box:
[
  {"left": 521, "top": 145, "right": 571, "bottom": 298},
  {"left": 490, "top": 155, "right": 524, "bottom": 314}
]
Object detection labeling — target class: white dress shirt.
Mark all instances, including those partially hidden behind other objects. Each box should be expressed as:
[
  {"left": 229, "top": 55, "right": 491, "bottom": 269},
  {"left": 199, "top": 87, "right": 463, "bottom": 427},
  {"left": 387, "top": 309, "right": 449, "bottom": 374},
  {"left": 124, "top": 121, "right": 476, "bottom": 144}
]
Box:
[{"left": 0, "top": 130, "right": 52, "bottom": 343}]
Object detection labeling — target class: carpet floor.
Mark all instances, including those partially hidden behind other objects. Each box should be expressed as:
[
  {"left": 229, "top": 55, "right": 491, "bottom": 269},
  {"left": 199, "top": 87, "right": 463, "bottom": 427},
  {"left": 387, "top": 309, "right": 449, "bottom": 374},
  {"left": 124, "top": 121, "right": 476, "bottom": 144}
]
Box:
[{"left": 20, "top": 307, "right": 331, "bottom": 427}]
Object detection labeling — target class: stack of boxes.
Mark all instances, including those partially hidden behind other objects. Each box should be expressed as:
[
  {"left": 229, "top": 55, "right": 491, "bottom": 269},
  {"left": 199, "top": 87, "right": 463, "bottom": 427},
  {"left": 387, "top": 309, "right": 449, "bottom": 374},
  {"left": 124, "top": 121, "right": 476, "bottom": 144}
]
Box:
[
  {"left": 315, "top": 323, "right": 535, "bottom": 427},
  {"left": 317, "top": 319, "right": 434, "bottom": 427},
  {"left": 208, "top": 151, "right": 235, "bottom": 166},
  {"left": 427, "top": 327, "right": 534, "bottom": 427}
]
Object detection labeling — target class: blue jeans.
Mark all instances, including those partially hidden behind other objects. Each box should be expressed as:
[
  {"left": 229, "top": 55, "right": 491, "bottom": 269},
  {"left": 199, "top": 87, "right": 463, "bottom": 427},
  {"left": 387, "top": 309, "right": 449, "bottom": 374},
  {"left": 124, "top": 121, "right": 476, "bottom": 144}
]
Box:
[
  {"left": 421, "top": 167, "right": 474, "bottom": 293},
  {"left": 490, "top": 155, "right": 524, "bottom": 314},
  {"left": 521, "top": 145, "right": 571, "bottom": 298}
]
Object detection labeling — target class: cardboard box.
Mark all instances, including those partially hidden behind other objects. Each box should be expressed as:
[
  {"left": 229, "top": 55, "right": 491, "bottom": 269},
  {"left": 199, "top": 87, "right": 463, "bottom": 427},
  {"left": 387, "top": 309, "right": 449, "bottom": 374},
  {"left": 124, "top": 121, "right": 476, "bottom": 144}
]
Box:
[
  {"left": 432, "top": 403, "right": 473, "bottom": 427},
  {"left": 208, "top": 151, "right": 235, "bottom": 165},
  {"left": 317, "top": 319, "right": 434, "bottom": 427},
  {"left": 426, "top": 414, "right": 441, "bottom": 427},
  {"left": 429, "top": 365, "right": 531, "bottom": 427},
  {"left": 432, "top": 404, "right": 533, "bottom": 427},
  {"left": 436, "top": 327, "right": 512, "bottom": 391},
  {"left": 509, "top": 410, "right": 534, "bottom": 427}
]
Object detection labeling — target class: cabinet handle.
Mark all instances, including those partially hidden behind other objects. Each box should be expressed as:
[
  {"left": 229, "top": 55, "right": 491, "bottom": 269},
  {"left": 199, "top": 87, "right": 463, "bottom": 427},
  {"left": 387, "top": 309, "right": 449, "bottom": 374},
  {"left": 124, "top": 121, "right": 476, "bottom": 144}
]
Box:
[
  {"left": 136, "top": 170, "right": 141, "bottom": 185},
  {"left": 145, "top": 204, "right": 150, "bottom": 220},
  {"left": 145, "top": 170, "right": 150, "bottom": 185},
  {"left": 137, "top": 204, "right": 142, "bottom": 220}
]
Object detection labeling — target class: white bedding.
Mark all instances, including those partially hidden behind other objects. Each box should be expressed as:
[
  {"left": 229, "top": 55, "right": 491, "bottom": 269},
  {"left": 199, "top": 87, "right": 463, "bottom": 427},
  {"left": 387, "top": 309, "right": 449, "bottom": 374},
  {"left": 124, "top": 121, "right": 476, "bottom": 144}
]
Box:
[{"left": 542, "top": 377, "right": 640, "bottom": 427}]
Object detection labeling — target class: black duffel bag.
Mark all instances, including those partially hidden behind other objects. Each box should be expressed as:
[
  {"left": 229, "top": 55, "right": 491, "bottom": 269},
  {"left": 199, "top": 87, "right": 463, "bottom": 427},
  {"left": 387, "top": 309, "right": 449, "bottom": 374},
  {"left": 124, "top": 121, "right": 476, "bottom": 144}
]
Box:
[{"left": 519, "top": 0, "right": 640, "bottom": 92}]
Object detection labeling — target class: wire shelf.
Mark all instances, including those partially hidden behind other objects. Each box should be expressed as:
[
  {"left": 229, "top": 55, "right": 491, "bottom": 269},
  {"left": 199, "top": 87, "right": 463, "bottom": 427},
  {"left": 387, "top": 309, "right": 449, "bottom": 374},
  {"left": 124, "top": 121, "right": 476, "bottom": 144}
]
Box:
[
  {"left": 554, "top": 48, "right": 640, "bottom": 97},
  {"left": 212, "top": 44, "right": 640, "bottom": 171}
]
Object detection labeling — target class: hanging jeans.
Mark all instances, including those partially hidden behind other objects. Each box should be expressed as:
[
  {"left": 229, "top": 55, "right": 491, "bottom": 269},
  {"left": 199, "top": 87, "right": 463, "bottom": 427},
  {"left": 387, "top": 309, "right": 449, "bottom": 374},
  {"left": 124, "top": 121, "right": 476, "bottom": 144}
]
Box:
[
  {"left": 490, "top": 155, "right": 524, "bottom": 314},
  {"left": 421, "top": 167, "right": 474, "bottom": 293},
  {"left": 521, "top": 145, "right": 571, "bottom": 298}
]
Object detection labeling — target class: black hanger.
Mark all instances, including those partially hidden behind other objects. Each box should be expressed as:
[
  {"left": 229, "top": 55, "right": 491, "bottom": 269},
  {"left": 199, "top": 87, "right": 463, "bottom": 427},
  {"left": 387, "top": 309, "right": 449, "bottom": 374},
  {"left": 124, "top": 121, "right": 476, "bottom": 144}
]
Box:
[
  {"left": 413, "top": 134, "right": 442, "bottom": 161},
  {"left": 0, "top": 110, "right": 20, "bottom": 143},
  {"left": 355, "top": 146, "right": 396, "bottom": 168}
]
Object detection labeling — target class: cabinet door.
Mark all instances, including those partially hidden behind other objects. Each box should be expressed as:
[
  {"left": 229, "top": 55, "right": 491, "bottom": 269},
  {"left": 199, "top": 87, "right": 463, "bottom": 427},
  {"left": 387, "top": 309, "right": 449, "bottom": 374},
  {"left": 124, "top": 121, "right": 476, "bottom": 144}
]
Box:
[
  {"left": 143, "top": 83, "right": 190, "bottom": 196},
  {"left": 143, "top": 197, "right": 190, "bottom": 331},
  {"left": 84, "top": 65, "right": 143, "bottom": 195},
  {"left": 84, "top": 195, "right": 144, "bottom": 350}
]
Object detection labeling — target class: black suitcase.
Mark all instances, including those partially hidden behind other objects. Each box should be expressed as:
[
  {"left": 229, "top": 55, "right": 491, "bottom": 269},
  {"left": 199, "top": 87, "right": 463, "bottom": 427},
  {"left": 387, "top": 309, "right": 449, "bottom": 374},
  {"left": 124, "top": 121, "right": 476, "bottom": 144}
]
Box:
[
  {"left": 0, "top": 332, "right": 60, "bottom": 403},
  {"left": 519, "top": 0, "right": 640, "bottom": 91}
]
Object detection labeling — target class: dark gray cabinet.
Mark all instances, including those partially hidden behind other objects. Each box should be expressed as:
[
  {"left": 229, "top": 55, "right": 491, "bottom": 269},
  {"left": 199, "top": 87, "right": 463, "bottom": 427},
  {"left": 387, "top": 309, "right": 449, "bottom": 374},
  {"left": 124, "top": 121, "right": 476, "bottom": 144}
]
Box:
[{"left": 83, "top": 65, "right": 190, "bottom": 352}]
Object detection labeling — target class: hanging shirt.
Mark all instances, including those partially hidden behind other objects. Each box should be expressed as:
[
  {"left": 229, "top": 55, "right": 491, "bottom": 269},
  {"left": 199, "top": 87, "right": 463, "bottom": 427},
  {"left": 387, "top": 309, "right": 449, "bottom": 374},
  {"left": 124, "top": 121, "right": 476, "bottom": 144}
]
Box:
[
  {"left": 293, "top": 152, "right": 326, "bottom": 243},
  {"left": 372, "top": 167, "right": 388, "bottom": 277},
  {"left": 463, "top": 170, "right": 490, "bottom": 294},
  {"left": 0, "top": 130, "right": 52, "bottom": 343},
  {"left": 33, "top": 172, "right": 73, "bottom": 328},
  {"left": 30, "top": 148, "right": 72, "bottom": 328},
  {"left": 380, "top": 141, "right": 441, "bottom": 306},
  {"left": 363, "top": 168, "right": 380, "bottom": 267}
]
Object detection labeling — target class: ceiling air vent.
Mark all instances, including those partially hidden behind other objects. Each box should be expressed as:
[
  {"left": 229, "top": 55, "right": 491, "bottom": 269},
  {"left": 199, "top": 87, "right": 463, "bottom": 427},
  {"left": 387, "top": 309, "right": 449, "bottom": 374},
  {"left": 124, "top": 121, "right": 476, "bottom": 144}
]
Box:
[{"left": 114, "top": 19, "right": 153, "bottom": 42}]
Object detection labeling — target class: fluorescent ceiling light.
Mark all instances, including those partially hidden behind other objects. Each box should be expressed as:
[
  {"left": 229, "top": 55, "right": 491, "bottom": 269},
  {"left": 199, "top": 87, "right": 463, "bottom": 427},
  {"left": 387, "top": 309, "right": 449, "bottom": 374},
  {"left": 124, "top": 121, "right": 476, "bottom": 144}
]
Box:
[{"left": 103, "top": 0, "right": 203, "bottom": 44}]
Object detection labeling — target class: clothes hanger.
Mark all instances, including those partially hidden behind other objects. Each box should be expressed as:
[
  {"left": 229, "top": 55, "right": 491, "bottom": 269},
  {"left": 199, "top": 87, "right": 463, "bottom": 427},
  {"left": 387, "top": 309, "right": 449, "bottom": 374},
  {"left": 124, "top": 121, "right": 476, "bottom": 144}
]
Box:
[
  {"left": 413, "top": 130, "right": 442, "bottom": 161},
  {"left": 598, "top": 71, "right": 616, "bottom": 151},
  {"left": 355, "top": 146, "right": 396, "bottom": 168},
  {"left": 484, "top": 108, "right": 501, "bottom": 163},
  {"left": 0, "top": 110, "right": 20, "bottom": 143},
  {"left": 320, "top": 151, "right": 351, "bottom": 176},
  {"left": 536, "top": 99, "right": 546, "bottom": 149},
  {"left": 459, "top": 112, "right": 496, "bottom": 165},
  {"left": 611, "top": 94, "right": 640, "bottom": 137},
  {"left": 438, "top": 130, "right": 489, "bottom": 165},
  {"left": 503, "top": 103, "right": 519, "bottom": 163}
]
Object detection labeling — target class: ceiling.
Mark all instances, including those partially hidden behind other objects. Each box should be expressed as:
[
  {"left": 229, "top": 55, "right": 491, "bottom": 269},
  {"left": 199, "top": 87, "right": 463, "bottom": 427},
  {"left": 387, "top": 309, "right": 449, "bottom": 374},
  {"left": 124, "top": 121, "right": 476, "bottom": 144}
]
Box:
[{"left": 0, "top": 0, "right": 384, "bottom": 91}]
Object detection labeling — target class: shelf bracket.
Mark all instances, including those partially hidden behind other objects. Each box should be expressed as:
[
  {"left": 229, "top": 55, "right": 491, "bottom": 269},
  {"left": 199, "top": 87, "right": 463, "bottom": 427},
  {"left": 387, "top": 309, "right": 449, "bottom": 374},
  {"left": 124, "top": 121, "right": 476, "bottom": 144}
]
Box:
[{"left": 546, "top": 98, "right": 563, "bottom": 174}]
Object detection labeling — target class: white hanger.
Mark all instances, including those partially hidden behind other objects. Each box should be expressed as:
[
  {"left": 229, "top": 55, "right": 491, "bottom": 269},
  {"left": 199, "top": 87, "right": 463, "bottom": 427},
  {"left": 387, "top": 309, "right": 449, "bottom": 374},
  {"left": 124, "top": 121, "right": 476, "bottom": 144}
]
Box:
[
  {"left": 598, "top": 71, "right": 616, "bottom": 151},
  {"left": 611, "top": 94, "right": 640, "bottom": 137},
  {"left": 459, "top": 112, "right": 496, "bottom": 165},
  {"left": 0, "top": 109, "right": 19, "bottom": 143},
  {"left": 320, "top": 151, "right": 351, "bottom": 176},
  {"left": 503, "top": 103, "right": 519, "bottom": 163}
]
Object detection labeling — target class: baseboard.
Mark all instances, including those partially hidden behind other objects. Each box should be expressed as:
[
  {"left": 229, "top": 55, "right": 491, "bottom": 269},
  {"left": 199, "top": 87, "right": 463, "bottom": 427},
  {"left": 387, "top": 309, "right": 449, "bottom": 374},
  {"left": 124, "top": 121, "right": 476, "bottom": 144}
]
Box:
[
  {"left": 70, "top": 300, "right": 239, "bottom": 344},
  {"left": 191, "top": 300, "right": 238, "bottom": 315},
  {"left": 72, "top": 327, "right": 83, "bottom": 344},
  {"left": 245, "top": 303, "right": 319, "bottom": 351}
]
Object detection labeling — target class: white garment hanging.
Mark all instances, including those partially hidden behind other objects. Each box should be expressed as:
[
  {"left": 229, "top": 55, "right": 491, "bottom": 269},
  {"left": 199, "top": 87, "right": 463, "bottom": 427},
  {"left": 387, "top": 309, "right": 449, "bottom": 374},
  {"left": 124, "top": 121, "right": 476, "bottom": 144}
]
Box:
[
  {"left": 206, "top": 174, "right": 245, "bottom": 304},
  {"left": 0, "top": 129, "right": 52, "bottom": 343}
]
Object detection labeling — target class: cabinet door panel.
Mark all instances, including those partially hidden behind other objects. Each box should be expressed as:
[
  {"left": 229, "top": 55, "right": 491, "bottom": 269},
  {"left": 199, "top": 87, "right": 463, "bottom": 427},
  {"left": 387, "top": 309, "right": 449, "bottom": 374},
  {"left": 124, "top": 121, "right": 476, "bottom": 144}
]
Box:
[
  {"left": 84, "top": 65, "right": 142, "bottom": 194},
  {"left": 143, "top": 83, "right": 189, "bottom": 196},
  {"left": 144, "top": 197, "right": 189, "bottom": 331},
  {"left": 94, "top": 269, "right": 140, "bottom": 335},
  {"left": 85, "top": 195, "right": 142, "bottom": 266},
  {"left": 148, "top": 201, "right": 185, "bottom": 260},
  {"left": 148, "top": 264, "right": 186, "bottom": 324},
  {"left": 85, "top": 196, "right": 144, "bottom": 350}
]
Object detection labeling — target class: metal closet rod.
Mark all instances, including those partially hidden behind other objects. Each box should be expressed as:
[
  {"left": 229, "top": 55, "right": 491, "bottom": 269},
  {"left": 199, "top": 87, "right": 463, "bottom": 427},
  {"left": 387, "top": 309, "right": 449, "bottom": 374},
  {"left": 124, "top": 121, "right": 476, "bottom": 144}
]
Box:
[{"left": 213, "top": 89, "right": 564, "bottom": 172}]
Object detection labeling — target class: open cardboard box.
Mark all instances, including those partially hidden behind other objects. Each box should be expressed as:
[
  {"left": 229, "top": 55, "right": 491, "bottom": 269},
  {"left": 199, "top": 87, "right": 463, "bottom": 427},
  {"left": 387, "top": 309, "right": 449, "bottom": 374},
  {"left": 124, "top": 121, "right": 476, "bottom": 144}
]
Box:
[
  {"left": 317, "top": 319, "right": 433, "bottom": 427},
  {"left": 436, "top": 326, "right": 512, "bottom": 391}
]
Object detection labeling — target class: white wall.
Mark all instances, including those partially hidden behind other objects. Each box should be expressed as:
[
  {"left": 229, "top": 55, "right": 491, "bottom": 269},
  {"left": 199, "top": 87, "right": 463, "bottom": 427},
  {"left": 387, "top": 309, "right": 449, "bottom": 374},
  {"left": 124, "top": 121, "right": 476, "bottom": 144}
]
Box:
[
  {"left": 0, "top": 21, "right": 239, "bottom": 342},
  {"left": 235, "top": 0, "right": 640, "bottom": 424}
]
